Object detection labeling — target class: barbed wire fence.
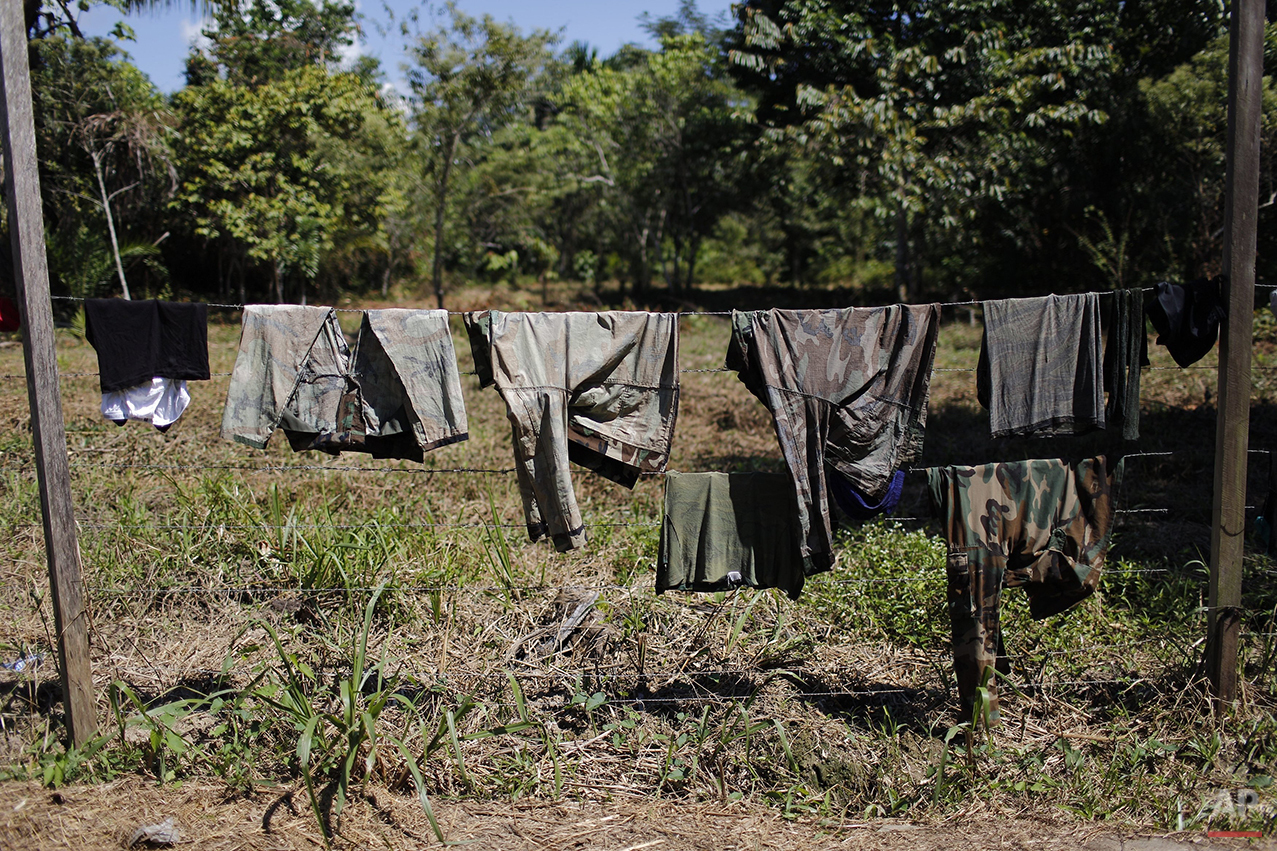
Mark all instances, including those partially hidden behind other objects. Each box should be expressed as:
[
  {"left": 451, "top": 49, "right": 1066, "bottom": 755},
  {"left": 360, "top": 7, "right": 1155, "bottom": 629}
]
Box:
[{"left": 1, "top": 295, "right": 1276, "bottom": 733}]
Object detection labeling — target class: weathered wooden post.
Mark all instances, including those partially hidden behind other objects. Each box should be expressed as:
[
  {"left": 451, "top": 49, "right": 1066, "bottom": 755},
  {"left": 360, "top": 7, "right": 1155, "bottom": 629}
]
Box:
[
  {"left": 1207, "top": 0, "right": 1264, "bottom": 707},
  {"left": 0, "top": 0, "right": 96, "bottom": 744}
]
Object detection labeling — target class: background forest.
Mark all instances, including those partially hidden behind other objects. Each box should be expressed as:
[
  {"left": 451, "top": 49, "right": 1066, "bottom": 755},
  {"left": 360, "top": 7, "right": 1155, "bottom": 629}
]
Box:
[{"left": 10, "top": 0, "right": 1277, "bottom": 309}]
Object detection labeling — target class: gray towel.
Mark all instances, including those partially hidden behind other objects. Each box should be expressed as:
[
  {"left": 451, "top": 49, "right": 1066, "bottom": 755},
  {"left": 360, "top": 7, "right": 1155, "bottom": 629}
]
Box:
[{"left": 977, "top": 293, "right": 1105, "bottom": 438}]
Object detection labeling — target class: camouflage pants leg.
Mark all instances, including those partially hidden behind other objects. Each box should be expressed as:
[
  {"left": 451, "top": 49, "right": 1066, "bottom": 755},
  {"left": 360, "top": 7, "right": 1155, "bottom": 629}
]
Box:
[
  {"left": 931, "top": 455, "right": 1122, "bottom": 725},
  {"left": 947, "top": 548, "right": 1006, "bottom": 724}
]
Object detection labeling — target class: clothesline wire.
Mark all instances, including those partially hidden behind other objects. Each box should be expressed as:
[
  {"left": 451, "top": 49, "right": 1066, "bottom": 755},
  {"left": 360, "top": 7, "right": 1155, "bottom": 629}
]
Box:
[
  {"left": 11, "top": 363, "right": 1277, "bottom": 381},
  {"left": 0, "top": 653, "right": 1203, "bottom": 684},
  {"left": 0, "top": 447, "right": 1229, "bottom": 477},
  {"left": 0, "top": 367, "right": 742, "bottom": 380},
  {"left": 66, "top": 521, "right": 657, "bottom": 531},
  {"left": 79, "top": 567, "right": 1179, "bottom": 598},
  {"left": 22, "top": 513, "right": 1178, "bottom": 531},
  {"left": 49, "top": 292, "right": 1141, "bottom": 315},
  {"left": 0, "top": 662, "right": 1190, "bottom": 712},
  {"left": 33, "top": 506, "right": 1185, "bottom": 536},
  {"left": 9, "top": 649, "right": 1181, "bottom": 692}
]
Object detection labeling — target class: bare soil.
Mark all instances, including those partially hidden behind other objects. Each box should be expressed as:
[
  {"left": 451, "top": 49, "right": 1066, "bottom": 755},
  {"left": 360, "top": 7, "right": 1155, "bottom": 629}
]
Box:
[{"left": 0, "top": 776, "right": 1264, "bottom": 851}]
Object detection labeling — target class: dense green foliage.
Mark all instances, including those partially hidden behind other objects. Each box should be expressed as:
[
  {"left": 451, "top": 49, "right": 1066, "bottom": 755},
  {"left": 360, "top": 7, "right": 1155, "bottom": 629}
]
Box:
[{"left": 12, "top": 0, "right": 1277, "bottom": 304}]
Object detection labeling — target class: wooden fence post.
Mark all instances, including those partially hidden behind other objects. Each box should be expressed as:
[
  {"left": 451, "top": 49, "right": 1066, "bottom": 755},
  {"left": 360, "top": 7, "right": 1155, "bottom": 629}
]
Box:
[
  {"left": 1207, "top": 0, "right": 1264, "bottom": 707},
  {"left": 0, "top": 0, "right": 96, "bottom": 744}
]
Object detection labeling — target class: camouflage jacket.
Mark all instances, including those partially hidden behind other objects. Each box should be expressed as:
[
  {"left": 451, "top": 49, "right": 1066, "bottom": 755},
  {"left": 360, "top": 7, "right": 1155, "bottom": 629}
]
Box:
[{"left": 728, "top": 304, "right": 941, "bottom": 573}]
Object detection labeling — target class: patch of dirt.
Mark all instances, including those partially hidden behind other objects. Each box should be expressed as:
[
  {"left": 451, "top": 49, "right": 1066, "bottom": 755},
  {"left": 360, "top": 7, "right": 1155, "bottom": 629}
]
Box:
[{"left": 0, "top": 776, "right": 1256, "bottom": 851}]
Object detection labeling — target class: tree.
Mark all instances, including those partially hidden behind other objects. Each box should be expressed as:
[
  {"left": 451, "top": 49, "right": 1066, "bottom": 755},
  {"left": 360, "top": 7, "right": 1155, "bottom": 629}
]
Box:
[
  {"left": 727, "top": 0, "right": 1226, "bottom": 298},
  {"left": 173, "top": 66, "right": 399, "bottom": 302},
  {"left": 33, "top": 35, "right": 175, "bottom": 299},
  {"left": 186, "top": 0, "right": 357, "bottom": 86},
  {"left": 1133, "top": 24, "right": 1277, "bottom": 283},
  {"left": 172, "top": 0, "right": 405, "bottom": 302},
  {"left": 555, "top": 31, "right": 751, "bottom": 295},
  {"left": 405, "top": 4, "right": 555, "bottom": 308}
]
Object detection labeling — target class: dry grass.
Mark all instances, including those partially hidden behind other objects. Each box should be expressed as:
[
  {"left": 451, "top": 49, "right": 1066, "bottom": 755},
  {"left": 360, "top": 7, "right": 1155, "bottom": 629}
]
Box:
[{"left": 0, "top": 774, "right": 1154, "bottom": 851}]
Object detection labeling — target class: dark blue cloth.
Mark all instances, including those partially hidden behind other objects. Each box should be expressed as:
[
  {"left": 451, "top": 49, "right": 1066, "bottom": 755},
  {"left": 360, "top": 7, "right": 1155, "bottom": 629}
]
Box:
[
  {"left": 1146, "top": 278, "right": 1225, "bottom": 368},
  {"left": 830, "top": 468, "right": 904, "bottom": 522}
]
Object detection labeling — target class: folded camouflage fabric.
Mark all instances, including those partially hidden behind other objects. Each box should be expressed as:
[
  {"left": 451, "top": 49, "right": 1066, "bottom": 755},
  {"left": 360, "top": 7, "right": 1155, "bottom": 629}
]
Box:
[
  {"left": 977, "top": 293, "right": 1105, "bottom": 438},
  {"left": 727, "top": 304, "right": 941, "bottom": 574},
  {"left": 927, "top": 455, "right": 1123, "bottom": 724},
  {"left": 465, "top": 310, "right": 679, "bottom": 552},
  {"left": 221, "top": 305, "right": 468, "bottom": 460},
  {"left": 657, "top": 471, "right": 805, "bottom": 600}
]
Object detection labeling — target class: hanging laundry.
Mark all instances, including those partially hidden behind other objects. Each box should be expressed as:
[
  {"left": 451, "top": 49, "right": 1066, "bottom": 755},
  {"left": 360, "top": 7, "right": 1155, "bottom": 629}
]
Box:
[
  {"left": 1103, "top": 288, "right": 1149, "bottom": 441},
  {"left": 1147, "top": 277, "right": 1226, "bottom": 368},
  {"left": 465, "top": 310, "right": 679, "bottom": 552},
  {"left": 927, "top": 455, "right": 1122, "bottom": 723},
  {"left": 84, "top": 298, "right": 210, "bottom": 430},
  {"left": 0, "top": 296, "right": 20, "bottom": 332},
  {"left": 101, "top": 378, "right": 190, "bottom": 430},
  {"left": 221, "top": 305, "right": 468, "bottom": 460},
  {"left": 977, "top": 293, "right": 1105, "bottom": 438},
  {"left": 1257, "top": 449, "right": 1277, "bottom": 556},
  {"left": 727, "top": 305, "right": 940, "bottom": 574},
  {"left": 657, "top": 471, "right": 806, "bottom": 600}
]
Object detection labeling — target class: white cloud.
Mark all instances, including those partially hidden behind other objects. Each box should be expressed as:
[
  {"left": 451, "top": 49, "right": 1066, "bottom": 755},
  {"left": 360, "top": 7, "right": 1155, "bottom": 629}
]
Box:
[
  {"left": 338, "top": 34, "right": 364, "bottom": 66},
  {"left": 180, "top": 17, "right": 213, "bottom": 53}
]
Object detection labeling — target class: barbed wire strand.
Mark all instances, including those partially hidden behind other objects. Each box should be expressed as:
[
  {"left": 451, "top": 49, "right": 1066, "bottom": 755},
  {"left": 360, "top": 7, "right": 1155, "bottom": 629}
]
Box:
[
  {"left": 81, "top": 565, "right": 1176, "bottom": 598},
  {"left": 47, "top": 293, "right": 1085, "bottom": 315},
  {"left": 0, "top": 446, "right": 1229, "bottom": 477},
  {"left": 7, "top": 360, "right": 1277, "bottom": 380}
]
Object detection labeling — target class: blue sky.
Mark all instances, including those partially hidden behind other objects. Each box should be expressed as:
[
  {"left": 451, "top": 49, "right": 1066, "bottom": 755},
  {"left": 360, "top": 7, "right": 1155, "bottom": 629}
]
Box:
[{"left": 77, "top": 1, "right": 737, "bottom": 93}]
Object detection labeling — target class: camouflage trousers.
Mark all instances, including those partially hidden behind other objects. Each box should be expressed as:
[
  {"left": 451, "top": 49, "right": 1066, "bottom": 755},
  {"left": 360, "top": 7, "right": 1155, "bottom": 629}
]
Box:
[
  {"left": 465, "top": 310, "right": 680, "bottom": 552},
  {"left": 727, "top": 305, "right": 941, "bottom": 573},
  {"left": 222, "top": 305, "right": 469, "bottom": 459},
  {"left": 927, "top": 456, "right": 1122, "bottom": 723}
]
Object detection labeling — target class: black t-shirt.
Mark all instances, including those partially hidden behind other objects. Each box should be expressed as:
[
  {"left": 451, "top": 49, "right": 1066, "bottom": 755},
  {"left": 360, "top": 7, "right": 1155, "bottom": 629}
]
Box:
[{"left": 84, "top": 299, "right": 210, "bottom": 392}]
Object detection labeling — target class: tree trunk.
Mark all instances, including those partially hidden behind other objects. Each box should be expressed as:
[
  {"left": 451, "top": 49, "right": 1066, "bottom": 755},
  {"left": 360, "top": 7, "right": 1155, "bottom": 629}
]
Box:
[
  {"left": 685, "top": 234, "right": 701, "bottom": 292},
  {"left": 431, "top": 134, "right": 458, "bottom": 310},
  {"left": 895, "top": 203, "right": 912, "bottom": 303},
  {"left": 381, "top": 264, "right": 392, "bottom": 298},
  {"left": 218, "top": 244, "right": 226, "bottom": 301},
  {"left": 91, "top": 150, "right": 130, "bottom": 300},
  {"left": 633, "top": 211, "right": 652, "bottom": 296},
  {"left": 274, "top": 261, "right": 283, "bottom": 304},
  {"left": 668, "top": 230, "right": 683, "bottom": 295},
  {"left": 593, "top": 235, "right": 604, "bottom": 299},
  {"left": 652, "top": 207, "right": 670, "bottom": 293}
]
